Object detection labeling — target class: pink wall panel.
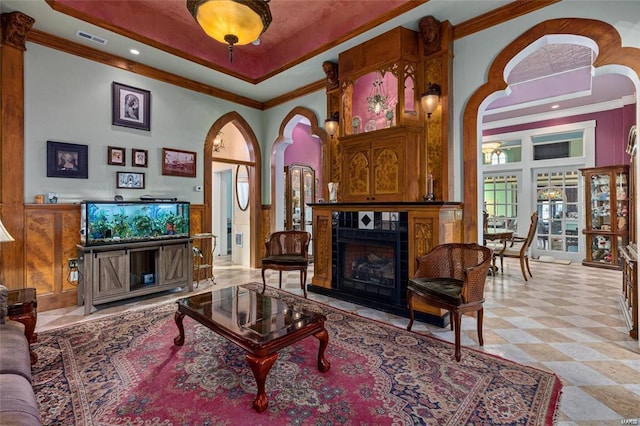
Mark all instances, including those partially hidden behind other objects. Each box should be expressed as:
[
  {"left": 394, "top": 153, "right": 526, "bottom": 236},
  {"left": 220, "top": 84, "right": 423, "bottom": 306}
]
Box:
[
  {"left": 284, "top": 124, "right": 322, "bottom": 199},
  {"left": 483, "top": 104, "right": 636, "bottom": 166}
]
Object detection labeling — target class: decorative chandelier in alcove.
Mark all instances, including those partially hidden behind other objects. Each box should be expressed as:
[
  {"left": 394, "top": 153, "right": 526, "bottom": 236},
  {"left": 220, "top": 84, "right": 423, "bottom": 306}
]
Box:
[{"left": 367, "top": 72, "right": 389, "bottom": 115}]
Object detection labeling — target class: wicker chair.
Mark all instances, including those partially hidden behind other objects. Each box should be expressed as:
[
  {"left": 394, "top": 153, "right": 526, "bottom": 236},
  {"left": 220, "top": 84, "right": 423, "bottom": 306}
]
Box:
[
  {"left": 497, "top": 211, "right": 538, "bottom": 281},
  {"left": 406, "top": 243, "right": 492, "bottom": 362},
  {"left": 261, "top": 230, "right": 311, "bottom": 298}
]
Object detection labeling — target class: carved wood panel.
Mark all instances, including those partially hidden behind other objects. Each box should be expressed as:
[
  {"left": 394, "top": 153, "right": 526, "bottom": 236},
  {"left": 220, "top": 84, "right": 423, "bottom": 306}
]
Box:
[{"left": 311, "top": 212, "right": 332, "bottom": 288}]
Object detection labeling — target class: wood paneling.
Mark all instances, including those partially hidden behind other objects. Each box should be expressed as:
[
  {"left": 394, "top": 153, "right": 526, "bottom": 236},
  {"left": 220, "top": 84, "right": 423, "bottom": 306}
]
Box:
[{"left": 24, "top": 204, "right": 80, "bottom": 311}]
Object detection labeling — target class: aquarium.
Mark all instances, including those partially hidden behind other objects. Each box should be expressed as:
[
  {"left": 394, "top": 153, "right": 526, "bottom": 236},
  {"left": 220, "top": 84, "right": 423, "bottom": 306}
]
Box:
[{"left": 80, "top": 201, "right": 190, "bottom": 246}]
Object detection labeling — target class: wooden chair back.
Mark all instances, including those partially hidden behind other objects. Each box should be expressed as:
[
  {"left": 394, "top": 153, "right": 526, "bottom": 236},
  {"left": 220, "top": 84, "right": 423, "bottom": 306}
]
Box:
[
  {"left": 414, "top": 243, "right": 492, "bottom": 303},
  {"left": 264, "top": 230, "right": 311, "bottom": 259}
]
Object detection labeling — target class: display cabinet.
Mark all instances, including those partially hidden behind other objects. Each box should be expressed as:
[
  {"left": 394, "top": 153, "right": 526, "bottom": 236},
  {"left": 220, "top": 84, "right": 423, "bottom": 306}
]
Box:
[
  {"left": 580, "top": 165, "right": 629, "bottom": 269},
  {"left": 285, "top": 164, "right": 315, "bottom": 232}
]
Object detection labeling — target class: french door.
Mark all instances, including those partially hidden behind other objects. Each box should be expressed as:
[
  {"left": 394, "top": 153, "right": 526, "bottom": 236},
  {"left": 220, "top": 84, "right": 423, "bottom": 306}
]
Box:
[{"left": 532, "top": 168, "right": 583, "bottom": 262}]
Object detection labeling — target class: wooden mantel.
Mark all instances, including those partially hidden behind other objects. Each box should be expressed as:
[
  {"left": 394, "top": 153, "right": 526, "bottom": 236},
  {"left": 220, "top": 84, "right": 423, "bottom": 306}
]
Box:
[{"left": 309, "top": 201, "right": 463, "bottom": 325}]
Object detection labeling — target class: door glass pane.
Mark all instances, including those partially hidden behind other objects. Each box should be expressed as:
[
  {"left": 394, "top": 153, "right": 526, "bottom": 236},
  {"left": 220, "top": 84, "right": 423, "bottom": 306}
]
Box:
[
  {"left": 483, "top": 174, "right": 518, "bottom": 232},
  {"left": 535, "top": 170, "right": 580, "bottom": 254}
]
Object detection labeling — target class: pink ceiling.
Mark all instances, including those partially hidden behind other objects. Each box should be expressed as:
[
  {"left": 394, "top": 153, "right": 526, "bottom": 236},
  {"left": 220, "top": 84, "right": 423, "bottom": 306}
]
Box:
[{"left": 48, "top": 0, "right": 419, "bottom": 81}]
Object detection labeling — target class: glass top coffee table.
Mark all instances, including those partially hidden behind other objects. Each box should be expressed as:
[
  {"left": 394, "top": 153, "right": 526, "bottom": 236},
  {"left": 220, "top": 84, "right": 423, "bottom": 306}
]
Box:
[{"left": 174, "top": 286, "right": 330, "bottom": 412}]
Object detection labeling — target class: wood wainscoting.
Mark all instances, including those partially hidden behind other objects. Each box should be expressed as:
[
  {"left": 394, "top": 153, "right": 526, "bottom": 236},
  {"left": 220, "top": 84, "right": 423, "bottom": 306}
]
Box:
[{"left": 23, "top": 203, "right": 206, "bottom": 312}]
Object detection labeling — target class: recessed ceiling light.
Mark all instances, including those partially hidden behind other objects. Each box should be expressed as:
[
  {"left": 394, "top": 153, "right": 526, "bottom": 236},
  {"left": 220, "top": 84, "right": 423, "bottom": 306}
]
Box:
[
  {"left": 551, "top": 104, "right": 559, "bottom": 109},
  {"left": 130, "top": 49, "right": 140, "bottom": 55}
]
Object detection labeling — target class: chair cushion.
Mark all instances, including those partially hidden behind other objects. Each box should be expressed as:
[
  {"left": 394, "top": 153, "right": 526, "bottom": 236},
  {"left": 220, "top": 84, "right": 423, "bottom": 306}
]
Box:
[
  {"left": 408, "top": 277, "right": 464, "bottom": 305},
  {"left": 0, "top": 374, "right": 42, "bottom": 425},
  {"left": 262, "top": 255, "right": 307, "bottom": 266}
]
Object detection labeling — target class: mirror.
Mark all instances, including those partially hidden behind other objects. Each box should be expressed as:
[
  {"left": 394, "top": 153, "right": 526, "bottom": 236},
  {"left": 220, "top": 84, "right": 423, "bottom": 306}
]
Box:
[{"left": 235, "top": 165, "right": 249, "bottom": 211}]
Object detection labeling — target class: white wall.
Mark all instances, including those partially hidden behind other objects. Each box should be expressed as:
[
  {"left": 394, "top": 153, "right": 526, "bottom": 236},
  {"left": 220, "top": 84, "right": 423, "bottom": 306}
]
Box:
[{"left": 24, "top": 43, "right": 263, "bottom": 204}]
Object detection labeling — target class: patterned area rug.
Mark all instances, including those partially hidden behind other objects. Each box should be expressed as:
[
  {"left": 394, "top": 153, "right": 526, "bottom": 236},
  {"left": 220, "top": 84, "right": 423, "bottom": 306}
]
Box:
[{"left": 32, "top": 283, "right": 562, "bottom": 425}]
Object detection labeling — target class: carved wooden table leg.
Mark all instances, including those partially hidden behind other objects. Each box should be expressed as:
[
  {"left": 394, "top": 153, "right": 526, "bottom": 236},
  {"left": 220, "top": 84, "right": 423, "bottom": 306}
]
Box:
[
  {"left": 314, "top": 329, "right": 331, "bottom": 372},
  {"left": 246, "top": 352, "right": 278, "bottom": 413},
  {"left": 174, "top": 311, "right": 186, "bottom": 346}
]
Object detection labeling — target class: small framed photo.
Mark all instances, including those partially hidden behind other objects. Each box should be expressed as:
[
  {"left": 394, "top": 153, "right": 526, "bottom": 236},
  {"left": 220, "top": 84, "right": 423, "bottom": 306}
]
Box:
[
  {"left": 131, "top": 148, "right": 148, "bottom": 167},
  {"left": 112, "top": 82, "right": 151, "bottom": 131},
  {"left": 47, "top": 141, "right": 88, "bottom": 179},
  {"left": 116, "top": 171, "right": 145, "bottom": 189},
  {"left": 162, "top": 147, "right": 197, "bottom": 178},
  {"left": 107, "top": 146, "right": 126, "bottom": 165}
]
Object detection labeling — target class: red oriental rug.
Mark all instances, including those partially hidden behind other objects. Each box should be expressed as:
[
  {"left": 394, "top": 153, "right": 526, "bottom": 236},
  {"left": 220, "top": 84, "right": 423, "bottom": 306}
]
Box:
[{"left": 32, "top": 283, "right": 562, "bottom": 425}]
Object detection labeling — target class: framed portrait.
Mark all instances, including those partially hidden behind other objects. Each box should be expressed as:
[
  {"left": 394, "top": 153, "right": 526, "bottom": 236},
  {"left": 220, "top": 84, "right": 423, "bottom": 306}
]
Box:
[
  {"left": 132, "top": 148, "right": 148, "bottom": 167},
  {"left": 162, "top": 147, "right": 197, "bottom": 177},
  {"left": 47, "top": 141, "right": 88, "bottom": 179},
  {"left": 116, "top": 171, "right": 145, "bottom": 189},
  {"left": 107, "top": 146, "right": 126, "bottom": 165},
  {"left": 112, "top": 82, "right": 151, "bottom": 131}
]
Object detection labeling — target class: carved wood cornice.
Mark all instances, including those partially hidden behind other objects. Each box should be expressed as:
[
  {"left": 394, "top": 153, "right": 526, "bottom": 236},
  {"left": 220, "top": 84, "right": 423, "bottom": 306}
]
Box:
[
  {"left": 453, "top": 0, "right": 561, "bottom": 40},
  {"left": 1, "top": 12, "right": 35, "bottom": 51}
]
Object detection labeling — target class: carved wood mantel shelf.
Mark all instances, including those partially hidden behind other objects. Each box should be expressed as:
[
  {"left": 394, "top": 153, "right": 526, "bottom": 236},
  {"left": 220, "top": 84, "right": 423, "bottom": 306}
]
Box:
[{"left": 309, "top": 202, "right": 463, "bottom": 326}]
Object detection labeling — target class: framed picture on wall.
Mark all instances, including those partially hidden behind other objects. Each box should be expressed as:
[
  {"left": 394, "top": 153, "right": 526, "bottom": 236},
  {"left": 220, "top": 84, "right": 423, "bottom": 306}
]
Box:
[
  {"left": 47, "top": 141, "right": 88, "bottom": 179},
  {"left": 131, "top": 148, "right": 148, "bottom": 167},
  {"left": 116, "top": 171, "right": 145, "bottom": 189},
  {"left": 112, "top": 82, "right": 151, "bottom": 131},
  {"left": 162, "top": 147, "right": 196, "bottom": 177},
  {"left": 107, "top": 146, "right": 126, "bottom": 165}
]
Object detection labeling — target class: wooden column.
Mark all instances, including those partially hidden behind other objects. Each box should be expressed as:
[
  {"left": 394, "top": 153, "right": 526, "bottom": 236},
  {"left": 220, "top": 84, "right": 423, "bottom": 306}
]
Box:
[
  {"left": 1, "top": 12, "right": 34, "bottom": 290},
  {"left": 420, "top": 17, "right": 454, "bottom": 202}
]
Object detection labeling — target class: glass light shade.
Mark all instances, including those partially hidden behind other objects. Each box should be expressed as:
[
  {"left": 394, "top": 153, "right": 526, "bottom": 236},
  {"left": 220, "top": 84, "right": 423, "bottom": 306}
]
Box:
[
  {"left": 189, "top": 0, "right": 271, "bottom": 46},
  {"left": 0, "top": 218, "right": 15, "bottom": 242},
  {"left": 420, "top": 83, "right": 441, "bottom": 118},
  {"left": 325, "top": 119, "right": 339, "bottom": 138}
]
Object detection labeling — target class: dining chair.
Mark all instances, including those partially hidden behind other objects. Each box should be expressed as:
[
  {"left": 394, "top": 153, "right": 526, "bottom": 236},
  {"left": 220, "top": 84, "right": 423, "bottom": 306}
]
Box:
[
  {"left": 498, "top": 211, "right": 538, "bottom": 281},
  {"left": 261, "top": 230, "right": 311, "bottom": 298},
  {"left": 406, "top": 243, "right": 492, "bottom": 362}
]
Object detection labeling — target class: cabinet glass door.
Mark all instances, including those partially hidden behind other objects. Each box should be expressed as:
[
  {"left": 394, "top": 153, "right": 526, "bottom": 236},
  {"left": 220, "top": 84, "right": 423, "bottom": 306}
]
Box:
[
  {"left": 588, "top": 173, "right": 611, "bottom": 231},
  {"left": 291, "top": 167, "right": 302, "bottom": 230}
]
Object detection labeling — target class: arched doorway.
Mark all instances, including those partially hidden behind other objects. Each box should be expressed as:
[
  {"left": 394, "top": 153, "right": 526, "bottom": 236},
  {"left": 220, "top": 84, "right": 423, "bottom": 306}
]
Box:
[
  {"left": 462, "top": 18, "right": 640, "bottom": 242},
  {"left": 269, "top": 107, "right": 329, "bottom": 233},
  {"left": 204, "top": 111, "right": 262, "bottom": 268}
]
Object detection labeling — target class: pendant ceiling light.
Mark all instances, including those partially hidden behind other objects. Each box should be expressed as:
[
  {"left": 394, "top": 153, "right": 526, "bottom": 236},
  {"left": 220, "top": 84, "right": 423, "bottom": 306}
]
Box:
[{"left": 186, "top": 0, "right": 272, "bottom": 62}]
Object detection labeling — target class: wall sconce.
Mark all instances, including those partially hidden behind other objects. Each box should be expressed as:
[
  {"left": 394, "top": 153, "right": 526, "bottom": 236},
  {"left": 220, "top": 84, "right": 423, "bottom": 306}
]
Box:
[
  {"left": 324, "top": 112, "right": 339, "bottom": 139},
  {"left": 212, "top": 131, "right": 225, "bottom": 152},
  {"left": 420, "top": 83, "right": 441, "bottom": 118},
  {"left": 186, "top": 0, "right": 272, "bottom": 62}
]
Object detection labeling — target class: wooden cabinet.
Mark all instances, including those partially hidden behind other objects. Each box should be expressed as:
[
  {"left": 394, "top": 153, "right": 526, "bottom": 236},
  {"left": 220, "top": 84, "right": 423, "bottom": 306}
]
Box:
[
  {"left": 285, "top": 164, "right": 315, "bottom": 231},
  {"left": 78, "top": 238, "right": 192, "bottom": 314},
  {"left": 580, "top": 165, "right": 629, "bottom": 269},
  {"left": 340, "top": 127, "right": 421, "bottom": 202}
]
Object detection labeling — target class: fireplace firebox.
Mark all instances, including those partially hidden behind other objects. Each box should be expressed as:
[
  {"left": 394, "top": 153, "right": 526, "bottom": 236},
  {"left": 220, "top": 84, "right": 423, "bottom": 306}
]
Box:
[{"left": 333, "top": 211, "right": 409, "bottom": 313}]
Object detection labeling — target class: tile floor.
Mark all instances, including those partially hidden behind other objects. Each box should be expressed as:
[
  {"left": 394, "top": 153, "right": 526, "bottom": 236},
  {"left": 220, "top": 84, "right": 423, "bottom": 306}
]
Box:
[{"left": 36, "top": 256, "right": 640, "bottom": 425}]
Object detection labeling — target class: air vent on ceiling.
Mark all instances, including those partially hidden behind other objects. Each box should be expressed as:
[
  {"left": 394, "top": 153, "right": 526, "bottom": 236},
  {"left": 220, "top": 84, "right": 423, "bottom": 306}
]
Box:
[{"left": 75, "top": 30, "right": 108, "bottom": 46}]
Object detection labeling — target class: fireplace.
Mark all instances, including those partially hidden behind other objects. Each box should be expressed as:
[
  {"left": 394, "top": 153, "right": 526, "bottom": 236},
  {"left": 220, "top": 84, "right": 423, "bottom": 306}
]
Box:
[{"left": 333, "top": 211, "right": 409, "bottom": 313}]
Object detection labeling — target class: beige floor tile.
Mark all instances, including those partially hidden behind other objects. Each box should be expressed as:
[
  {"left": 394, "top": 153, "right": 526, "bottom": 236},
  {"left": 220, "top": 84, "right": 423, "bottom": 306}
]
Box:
[
  {"left": 526, "top": 328, "right": 578, "bottom": 343},
  {"left": 483, "top": 317, "right": 519, "bottom": 329},
  {"left": 514, "top": 343, "right": 575, "bottom": 361},
  {"left": 584, "top": 327, "right": 636, "bottom": 342},
  {"left": 582, "top": 361, "right": 640, "bottom": 385},
  {"left": 580, "top": 386, "right": 640, "bottom": 419}
]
